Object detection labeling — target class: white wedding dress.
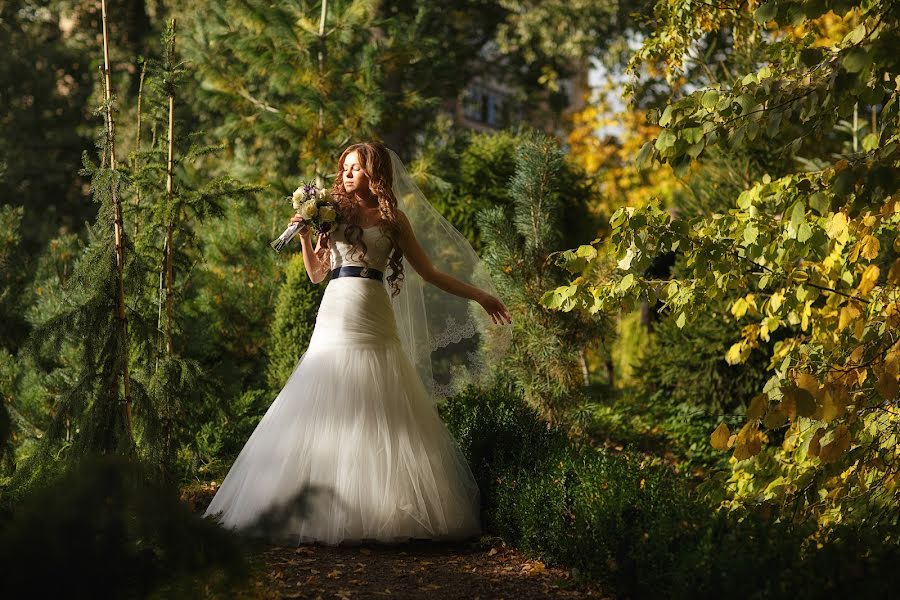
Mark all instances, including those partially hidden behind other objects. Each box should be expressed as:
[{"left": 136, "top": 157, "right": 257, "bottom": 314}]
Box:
[{"left": 203, "top": 222, "right": 482, "bottom": 545}]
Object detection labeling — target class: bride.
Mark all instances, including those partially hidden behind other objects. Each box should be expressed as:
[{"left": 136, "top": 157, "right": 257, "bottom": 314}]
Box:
[{"left": 203, "top": 141, "right": 512, "bottom": 546}]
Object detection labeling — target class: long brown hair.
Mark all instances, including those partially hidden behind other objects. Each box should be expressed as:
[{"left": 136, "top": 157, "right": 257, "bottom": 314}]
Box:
[{"left": 319, "top": 141, "right": 405, "bottom": 297}]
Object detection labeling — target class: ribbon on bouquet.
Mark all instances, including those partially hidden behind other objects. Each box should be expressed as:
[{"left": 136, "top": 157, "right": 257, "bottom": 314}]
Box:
[{"left": 270, "top": 221, "right": 304, "bottom": 253}]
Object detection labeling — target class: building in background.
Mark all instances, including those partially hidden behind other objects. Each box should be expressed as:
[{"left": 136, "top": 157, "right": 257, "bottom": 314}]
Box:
[{"left": 441, "top": 41, "right": 592, "bottom": 144}]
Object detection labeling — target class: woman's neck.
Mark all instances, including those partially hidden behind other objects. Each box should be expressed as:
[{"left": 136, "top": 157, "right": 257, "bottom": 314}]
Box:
[{"left": 354, "top": 190, "right": 378, "bottom": 210}]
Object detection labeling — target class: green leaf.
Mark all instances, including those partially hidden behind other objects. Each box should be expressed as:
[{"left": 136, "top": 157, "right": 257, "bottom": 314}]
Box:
[
  {"left": 676, "top": 311, "right": 686, "bottom": 328},
  {"left": 743, "top": 223, "right": 759, "bottom": 245},
  {"left": 635, "top": 141, "right": 654, "bottom": 171},
  {"left": 659, "top": 105, "right": 674, "bottom": 127},
  {"left": 540, "top": 290, "right": 563, "bottom": 309},
  {"left": 754, "top": 2, "right": 777, "bottom": 24},
  {"left": 789, "top": 201, "right": 806, "bottom": 232},
  {"left": 843, "top": 48, "right": 872, "bottom": 73},
  {"left": 575, "top": 244, "right": 598, "bottom": 261},
  {"left": 654, "top": 129, "right": 677, "bottom": 152},
  {"left": 618, "top": 273, "right": 635, "bottom": 292},
  {"left": 843, "top": 23, "right": 867, "bottom": 45},
  {"left": 861, "top": 133, "right": 879, "bottom": 152},
  {"left": 797, "top": 221, "right": 813, "bottom": 243},
  {"left": 808, "top": 192, "right": 831, "bottom": 215},
  {"left": 610, "top": 208, "right": 627, "bottom": 229},
  {"left": 701, "top": 90, "right": 719, "bottom": 110},
  {"left": 800, "top": 48, "right": 824, "bottom": 67}
]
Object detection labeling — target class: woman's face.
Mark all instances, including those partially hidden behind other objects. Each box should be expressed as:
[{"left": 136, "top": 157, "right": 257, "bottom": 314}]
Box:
[{"left": 342, "top": 150, "right": 370, "bottom": 196}]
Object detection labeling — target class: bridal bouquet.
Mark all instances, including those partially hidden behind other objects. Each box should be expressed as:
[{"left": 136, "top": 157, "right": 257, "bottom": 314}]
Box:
[{"left": 270, "top": 182, "right": 340, "bottom": 253}]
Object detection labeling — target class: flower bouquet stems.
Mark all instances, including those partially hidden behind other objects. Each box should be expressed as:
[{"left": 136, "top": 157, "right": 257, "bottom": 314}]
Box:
[{"left": 270, "top": 182, "right": 339, "bottom": 253}]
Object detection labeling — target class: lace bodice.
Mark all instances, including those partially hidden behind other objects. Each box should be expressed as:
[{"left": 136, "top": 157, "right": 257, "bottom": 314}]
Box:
[{"left": 328, "top": 223, "right": 393, "bottom": 272}]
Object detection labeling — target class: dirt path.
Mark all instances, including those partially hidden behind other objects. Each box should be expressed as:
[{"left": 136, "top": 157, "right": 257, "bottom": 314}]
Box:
[
  {"left": 185, "top": 485, "right": 611, "bottom": 599},
  {"left": 241, "top": 538, "right": 611, "bottom": 599}
]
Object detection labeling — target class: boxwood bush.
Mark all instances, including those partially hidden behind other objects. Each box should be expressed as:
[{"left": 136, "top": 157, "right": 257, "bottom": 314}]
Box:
[{"left": 439, "top": 377, "right": 900, "bottom": 599}]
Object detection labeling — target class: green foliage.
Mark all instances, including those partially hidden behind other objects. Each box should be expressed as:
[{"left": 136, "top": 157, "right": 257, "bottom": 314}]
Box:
[
  {"left": 182, "top": 387, "right": 272, "bottom": 482},
  {"left": 441, "top": 378, "right": 900, "bottom": 599},
  {"left": 426, "top": 128, "right": 522, "bottom": 250},
  {"left": 125, "top": 20, "right": 263, "bottom": 481},
  {"left": 266, "top": 253, "right": 326, "bottom": 390},
  {"left": 546, "top": 0, "right": 900, "bottom": 528},
  {"left": 0, "top": 1, "right": 98, "bottom": 255},
  {"left": 181, "top": 0, "right": 387, "bottom": 180},
  {"left": 633, "top": 294, "right": 774, "bottom": 415},
  {"left": 7, "top": 138, "right": 150, "bottom": 494},
  {"left": 0, "top": 454, "right": 248, "bottom": 599},
  {"left": 0, "top": 205, "right": 33, "bottom": 352},
  {"left": 476, "top": 130, "right": 606, "bottom": 423}
]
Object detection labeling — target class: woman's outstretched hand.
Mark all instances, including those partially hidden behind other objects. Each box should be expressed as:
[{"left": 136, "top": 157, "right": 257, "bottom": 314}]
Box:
[{"left": 477, "top": 292, "right": 512, "bottom": 325}]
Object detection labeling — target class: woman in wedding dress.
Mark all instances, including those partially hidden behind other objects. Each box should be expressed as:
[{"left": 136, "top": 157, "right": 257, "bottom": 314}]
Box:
[{"left": 203, "top": 141, "right": 512, "bottom": 546}]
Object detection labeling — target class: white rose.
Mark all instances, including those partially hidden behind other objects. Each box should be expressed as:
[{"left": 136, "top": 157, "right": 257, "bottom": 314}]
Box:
[
  {"left": 319, "top": 206, "right": 337, "bottom": 222},
  {"left": 300, "top": 201, "right": 318, "bottom": 220}
]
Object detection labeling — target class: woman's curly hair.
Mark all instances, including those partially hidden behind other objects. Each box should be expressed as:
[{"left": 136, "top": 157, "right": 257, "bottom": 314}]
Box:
[{"left": 318, "top": 141, "right": 405, "bottom": 297}]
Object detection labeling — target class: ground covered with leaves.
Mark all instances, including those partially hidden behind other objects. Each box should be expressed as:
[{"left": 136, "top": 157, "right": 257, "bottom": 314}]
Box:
[{"left": 184, "top": 484, "right": 610, "bottom": 599}]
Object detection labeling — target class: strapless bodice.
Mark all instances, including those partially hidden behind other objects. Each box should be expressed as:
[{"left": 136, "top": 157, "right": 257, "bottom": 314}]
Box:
[{"left": 329, "top": 223, "right": 393, "bottom": 271}]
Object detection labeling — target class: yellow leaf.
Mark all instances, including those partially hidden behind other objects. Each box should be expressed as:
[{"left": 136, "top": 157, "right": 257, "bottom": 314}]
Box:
[
  {"left": 732, "top": 421, "right": 764, "bottom": 460},
  {"left": 779, "top": 394, "right": 797, "bottom": 419},
  {"left": 768, "top": 289, "right": 785, "bottom": 314},
  {"left": 857, "top": 264, "right": 880, "bottom": 295},
  {"left": 818, "top": 424, "right": 850, "bottom": 464},
  {"left": 795, "top": 372, "right": 822, "bottom": 400},
  {"left": 820, "top": 383, "right": 849, "bottom": 422},
  {"left": 888, "top": 259, "right": 900, "bottom": 285},
  {"left": 838, "top": 303, "right": 861, "bottom": 331},
  {"left": 731, "top": 297, "right": 749, "bottom": 318},
  {"left": 711, "top": 422, "right": 731, "bottom": 449},
  {"left": 725, "top": 341, "right": 746, "bottom": 365},
  {"left": 733, "top": 436, "right": 763, "bottom": 461},
  {"left": 747, "top": 393, "right": 768, "bottom": 420},
  {"left": 764, "top": 407, "right": 787, "bottom": 429},
  {"left": 860, "top": 235, "right": 880, "bottom": 260},
  {"left": 826, "top": 212, "right": 849, "bottom": 242},
  {"left": 875, "top": 350, "right": 900, "bottom": 400},
  {"left": 807, "top": 427, "right": 824, "bottom": 458}
]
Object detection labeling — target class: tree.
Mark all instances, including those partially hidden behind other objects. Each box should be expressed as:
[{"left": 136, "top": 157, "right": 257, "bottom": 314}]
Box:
[
  {"left": 479, "top": 130, "right": 607, "bottom": 426},
  {"left": 543, "top": 0, "right": 900, "bottom": 527},
  {"left": 265, "top": 253, "right": 325, "bottom": 391}
]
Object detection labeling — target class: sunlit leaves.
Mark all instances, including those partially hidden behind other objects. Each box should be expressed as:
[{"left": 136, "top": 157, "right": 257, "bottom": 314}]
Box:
[
  {"left": 544, "top": 0, "right": 900, "bottom": 527},
  {"left": 710, "top": 422, "right": 731, "bottom": 450}
]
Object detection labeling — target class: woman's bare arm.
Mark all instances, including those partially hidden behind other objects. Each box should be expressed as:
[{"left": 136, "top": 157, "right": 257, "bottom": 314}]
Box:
[
  {"left": 291, "top": 216, "right": 331, "bottom": 283},
  {"left": 395, "top": 210, "right": 512, "bottom": 324}
]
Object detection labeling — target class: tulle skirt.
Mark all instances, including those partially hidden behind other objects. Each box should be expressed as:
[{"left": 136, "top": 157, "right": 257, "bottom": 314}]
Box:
[{"left": 203, "top": 275, "right": 481, "bottom": 545}]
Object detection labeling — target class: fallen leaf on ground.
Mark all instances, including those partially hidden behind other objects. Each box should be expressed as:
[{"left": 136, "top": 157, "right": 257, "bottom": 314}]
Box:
[{"left": 522, "top": 560, "right": 546, "bottom": 575}]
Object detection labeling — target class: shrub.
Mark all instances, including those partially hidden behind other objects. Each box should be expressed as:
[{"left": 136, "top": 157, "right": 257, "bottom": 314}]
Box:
[{"left": 440, "top": 378, "right": 900, "bottom": 599}]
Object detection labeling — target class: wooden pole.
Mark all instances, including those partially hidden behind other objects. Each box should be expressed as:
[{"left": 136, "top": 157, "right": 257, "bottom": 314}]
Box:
[
  {"left": 100, "top": 0, "right": 134, "bottom": 437},
  {"left": 134, "top": 59, "right": 147, "bottom": 238},
  {"left": 315, "top": 0, "right": 328, "bottom": 188},
  {"left": 164, "top": 19, "right": 176, "bottom": 357}
]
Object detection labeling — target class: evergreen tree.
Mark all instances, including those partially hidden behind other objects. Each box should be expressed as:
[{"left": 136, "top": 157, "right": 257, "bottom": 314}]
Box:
[
  {"left": 477, "top": 130, "right": 607, "bottom": 426},
  {"left": 265, "top": 253, "right": 325, "bottom": 391},
  {"left": 126, "top": 18, "right": 261, "bottom": 481},
  {"left": 179, "top": 0, "right": 387, "bottom": 184}
]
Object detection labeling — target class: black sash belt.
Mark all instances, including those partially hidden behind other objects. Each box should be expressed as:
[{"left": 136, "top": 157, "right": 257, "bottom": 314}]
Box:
[{"left": 330, "top": 265, "right": 384, "bottom": 282}]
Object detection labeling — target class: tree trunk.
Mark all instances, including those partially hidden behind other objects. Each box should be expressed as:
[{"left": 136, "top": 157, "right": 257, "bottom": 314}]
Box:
[
  {"left": 162, "top": 18, "right": 178, "bottom": 482},
  {"left": 101, "top": 0, "right": 134, "bottom": 438},
  {"left": 133, "top": 59, "right": 147, "bottom": 239}
]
